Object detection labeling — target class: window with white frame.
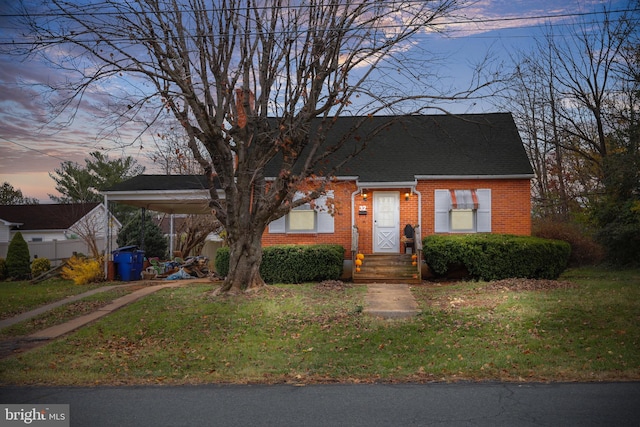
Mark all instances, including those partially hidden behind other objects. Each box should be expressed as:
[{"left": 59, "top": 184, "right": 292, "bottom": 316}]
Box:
[
  {"left": 268, "top": 191, "right": 334, "bottom": 234},
  {"left": 288, "top": 203, "right": 316, "bottom": 232},
  {"left": 434, "top": 189, "right": 491, "bottom": 233}
]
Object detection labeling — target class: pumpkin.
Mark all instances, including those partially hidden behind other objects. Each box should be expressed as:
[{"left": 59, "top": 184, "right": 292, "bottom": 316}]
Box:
[
  {"left": 357, "top": 253, "right": 365, "bottom": 260},
  {"left": 412, "top": 261, "right": 417, "bottom": 266},
  {"left": 355, "top": 259, "right": 363, "bottom": 266},
  {"left": 411, "top": 254, "right": 418, "bottom": 260},
  {"left": 356, "top": 267, "right": 361, "bottom": 272}
]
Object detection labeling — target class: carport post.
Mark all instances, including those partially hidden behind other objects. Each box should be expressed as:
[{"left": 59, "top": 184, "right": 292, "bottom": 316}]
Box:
[
  {"left": 169, "top": 213, "right": 174, "bottom": 258},
  {"left": 103, "top": 194, "right": 109, "bottom": 278},
  {"left": 140, "top": 208, "right": 146, "bottom": 252}
]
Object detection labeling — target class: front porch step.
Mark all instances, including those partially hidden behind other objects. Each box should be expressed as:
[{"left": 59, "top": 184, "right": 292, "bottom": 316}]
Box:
[{"left": 353, "top": 253, "right": 420, "bottom": 284}]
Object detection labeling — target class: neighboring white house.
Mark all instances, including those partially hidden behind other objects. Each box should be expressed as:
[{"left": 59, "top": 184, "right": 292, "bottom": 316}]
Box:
[{"left": 0, "top": 203, "right": 120, "bottom": 264}]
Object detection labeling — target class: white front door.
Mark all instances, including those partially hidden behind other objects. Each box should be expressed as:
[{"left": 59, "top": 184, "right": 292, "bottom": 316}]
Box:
[{"left": 373, "top": 191, "right": 400, "bottom": 253}]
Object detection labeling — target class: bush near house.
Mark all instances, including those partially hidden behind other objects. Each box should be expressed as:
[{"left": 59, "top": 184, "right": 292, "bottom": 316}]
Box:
[
  {"left": 215, "top": 244, "right": 344, "bottom": 284},
  {"left": 61, "top": 255, "right": 104, "bottom": 286},
  {"left": 532, "top": 219, "right": 605, "bottom": 267},
  {"left": 31, "top": 257, "right": 52, "bottom": 279},
  {"left": 423, "top": 234, "right": 571, "bottom": 281},
  {"left": 6, "top": 232, "right": 31, "bottom": 280}
]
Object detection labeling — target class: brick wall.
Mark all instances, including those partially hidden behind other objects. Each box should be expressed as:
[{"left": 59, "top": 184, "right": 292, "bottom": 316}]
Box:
[
  {"left": 416, "top": 179, "right": 531, "bottom": 236},
  {"left": 261, "top": 181, "right": 356, "bottom": 258},
  {"left": 262, "top": 178, "right": 531, "bottom": 257}
]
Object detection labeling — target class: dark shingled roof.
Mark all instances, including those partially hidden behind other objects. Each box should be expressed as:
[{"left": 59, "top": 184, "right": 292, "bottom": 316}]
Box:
[
  {"left": 0, "top": 203, "right": 100, "bottom": 231},
  {"left": 103, "top": 175, "right": 210, "bottom": 192},
  {"left": 265, "top": 112, "right": 533, "bottom": 182},
  {"left": 102, "top": 113, "right": 532, "bottom": 195}
]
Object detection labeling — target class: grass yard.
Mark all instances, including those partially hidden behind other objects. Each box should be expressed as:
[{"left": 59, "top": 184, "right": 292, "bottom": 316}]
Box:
[
  {"left": 0, "top": 279, "right": 108, "bottom": 320},
  {"left": 0, "top": 267, "right": 638, "bottom": 385},
  {"left": 0, "top": 287, "right": 136, "bottom": 340}
]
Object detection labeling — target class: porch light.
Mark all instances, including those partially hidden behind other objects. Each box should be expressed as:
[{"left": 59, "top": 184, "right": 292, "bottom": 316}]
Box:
[
  {"left": 405, "top": 192, "right": 410, "bottom": 201},
  {"left": 362, "top": 190, "right": 368, "bottom": 201}
]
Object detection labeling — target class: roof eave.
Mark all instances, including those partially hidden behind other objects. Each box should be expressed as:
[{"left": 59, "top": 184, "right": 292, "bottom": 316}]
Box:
[
  {"left": 415, "top": 174, "right": 534, "bottom": 180},
  {"left": 357, "top": 181, "right": 417, "bottom": 189},
  {"left": 101, "top": 188, "right": 224, "bottom": 200}
]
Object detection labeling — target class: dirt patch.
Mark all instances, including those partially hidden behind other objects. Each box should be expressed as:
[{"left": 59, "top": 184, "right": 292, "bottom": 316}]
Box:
[
  {"left": 314, "top": 280, "right": 353, "bottom": 292},
  {"left": 482, "top": 278, "right": 577, "bottom": 291}
]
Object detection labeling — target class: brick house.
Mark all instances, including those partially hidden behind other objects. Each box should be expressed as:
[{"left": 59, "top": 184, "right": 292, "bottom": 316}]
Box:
[{"left": 103, "top": 113, "right": 533, "bottom": 281}]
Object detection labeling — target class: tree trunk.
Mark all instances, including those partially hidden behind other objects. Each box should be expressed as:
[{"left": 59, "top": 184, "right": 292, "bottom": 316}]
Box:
[{"left": 218, "top": 232, "right": 266, "bottom": 294}]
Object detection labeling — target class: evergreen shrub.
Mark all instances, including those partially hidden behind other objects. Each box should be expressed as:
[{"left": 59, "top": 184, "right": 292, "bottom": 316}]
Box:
[
  {"left": 422, "top": 234, "right": 571, "bottom": 281},
  {"left": 215, "top": 244, "right": 344, "bottom": 284},
  {"left": 117, "top": 212, "right": 168, "bottom": 259},
  {"left": 0, "top": 258, "right": 7, "bottom": 281},
  {"left": 6, "top": 232, "right": 31, "bottom": 280}
]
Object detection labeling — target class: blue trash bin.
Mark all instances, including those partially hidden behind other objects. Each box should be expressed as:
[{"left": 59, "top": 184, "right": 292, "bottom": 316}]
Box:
[
  {"left": 112, "top": 246, "right": 139, "bottom": 281},
  {"left": 132, "top": 250, "right": 145, "bottom": 281}
]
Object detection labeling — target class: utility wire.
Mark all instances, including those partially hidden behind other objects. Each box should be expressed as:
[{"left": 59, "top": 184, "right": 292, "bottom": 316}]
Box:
[
  {"left": 0, "top": 136, "right": 73, "bottom": 163},
  {"left": 0, "top": 7, "right": 637, "bottom": 46}
]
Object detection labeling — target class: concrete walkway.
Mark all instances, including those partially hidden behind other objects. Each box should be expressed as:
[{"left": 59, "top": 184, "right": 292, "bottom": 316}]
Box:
[
  {"left": 0, "top": 280, "right": 197, "bottom": 358},
  {"left": 27, "top": 282, "right": 188, "bottom": 340},
  {"left": 0, "top": 284, "right": 133, "bottom": 330},
  {"left": 363, "top": 283, "right": 421, "bottom": 319}
]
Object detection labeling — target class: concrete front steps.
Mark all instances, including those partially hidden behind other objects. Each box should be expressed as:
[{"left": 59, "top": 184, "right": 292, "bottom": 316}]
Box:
[{"left": 352, "top": 253, "right": 421, "bottom": 284}]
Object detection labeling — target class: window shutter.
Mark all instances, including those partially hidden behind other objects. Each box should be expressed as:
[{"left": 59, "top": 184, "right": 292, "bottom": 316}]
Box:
[
  {"left": 315, "top": 191, "right": 334, "bottom": 233},
  {"left": 268, "top": 215, "right": 286, "bottom": 233},
  {"left": 434, "top": 190, "right": 450, "bottom": 233},
  {"left": 476, "top": 189, "right": 491, "bottom": 232}
]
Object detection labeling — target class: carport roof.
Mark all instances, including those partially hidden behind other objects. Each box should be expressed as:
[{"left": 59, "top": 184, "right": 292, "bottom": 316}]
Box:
[{"left": 101, "top": 175, "right": 219, "bottom": 214}]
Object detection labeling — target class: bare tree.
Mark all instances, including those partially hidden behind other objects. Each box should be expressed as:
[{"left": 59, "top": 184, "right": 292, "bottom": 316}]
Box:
[
  {"left": 498, "top": 3, "right": 639, "bottom": 221},
  {"left": 21, "top": 0, "right": 479, "bottom": 293},
  {"left": 148, "top": 125, "right": 207, "bottom": 175},
  {"left": 547, "top": 5, "right": 636, "bottom": 175},
  {"left": 149, "top": 125, "right": 222, "bottom": 258}
]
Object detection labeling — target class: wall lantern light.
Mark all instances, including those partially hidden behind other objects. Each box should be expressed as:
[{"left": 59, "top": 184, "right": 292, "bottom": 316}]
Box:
[
  {"left": 405, "top": 192, "right": 410, "bottom": 201},
  {"left": 362, "top": 190, "right": 368, "bottom": 201}
]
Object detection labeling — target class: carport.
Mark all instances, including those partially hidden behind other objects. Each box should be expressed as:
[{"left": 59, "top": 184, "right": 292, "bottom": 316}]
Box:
[{"left": 100, "top": 175, "right": 223, "bottom": 259}]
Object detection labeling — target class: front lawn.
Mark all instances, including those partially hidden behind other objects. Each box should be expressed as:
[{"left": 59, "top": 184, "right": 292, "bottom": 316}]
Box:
[
  {"left": 0, "top": 279, "right": 110, "bottom": 320},
  {"left": 0, "top": 267, "right": 638, "bottom": 385}
]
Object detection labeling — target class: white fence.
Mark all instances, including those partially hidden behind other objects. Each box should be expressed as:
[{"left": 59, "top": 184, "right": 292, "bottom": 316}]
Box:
[{"left": 0, "top": 238, "right": 111, "bottom": 266}]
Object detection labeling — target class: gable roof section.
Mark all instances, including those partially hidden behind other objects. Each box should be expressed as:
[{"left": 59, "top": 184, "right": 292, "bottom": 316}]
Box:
[
  {"left": 101, "top": 113, "right": 533, "bottom": 214},
  {"left": 0, "top": 203, "right": 100, "bottom": 231},
  {"left": 264, "top": 112, "right": 534, "bottom": 182}
]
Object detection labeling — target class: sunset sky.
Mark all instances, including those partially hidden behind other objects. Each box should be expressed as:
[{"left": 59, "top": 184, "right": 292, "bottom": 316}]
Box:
[{"left": 0, "top": 0, "right": 634, "bottom": 202}]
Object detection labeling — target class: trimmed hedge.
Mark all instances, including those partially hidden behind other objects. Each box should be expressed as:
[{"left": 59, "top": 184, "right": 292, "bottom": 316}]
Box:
[
  {"left": 422, "top": 234, "right": 571, "bottom": 281},
  {"left": 215, "top": 244, "right": 344, "bottom": 284}
]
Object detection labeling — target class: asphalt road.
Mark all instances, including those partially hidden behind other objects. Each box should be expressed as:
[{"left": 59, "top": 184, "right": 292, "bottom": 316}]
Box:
[{"left": 1, "top": 382, "right": 639, "bottom": 426}]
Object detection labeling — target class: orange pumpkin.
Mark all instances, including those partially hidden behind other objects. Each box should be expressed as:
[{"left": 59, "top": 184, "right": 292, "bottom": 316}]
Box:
[
  {"left": 412, "top": 261, "right": 417, "bottom": 266},
  {"left": 357, "top": 253, "right": 365, "bottom": 260},
  {"left": 356, "top": 267, "right": 361, "bottom": 272},
  {"left": 355, "top": 259, "right": 363, "bottom": 266}
]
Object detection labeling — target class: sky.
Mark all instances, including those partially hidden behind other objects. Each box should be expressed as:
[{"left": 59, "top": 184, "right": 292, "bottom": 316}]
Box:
[{"left": 0, "top": 0, "right": 634, "bottom": 203}]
